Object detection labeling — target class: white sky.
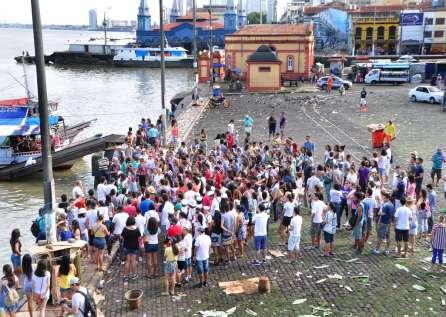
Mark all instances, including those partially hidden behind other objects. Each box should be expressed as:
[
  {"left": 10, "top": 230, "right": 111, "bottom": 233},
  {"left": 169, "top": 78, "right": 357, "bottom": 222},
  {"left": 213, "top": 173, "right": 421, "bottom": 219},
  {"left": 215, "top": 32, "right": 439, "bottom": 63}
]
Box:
[{"left": 0, "top": 0, "right": 288, "bottom": 25}]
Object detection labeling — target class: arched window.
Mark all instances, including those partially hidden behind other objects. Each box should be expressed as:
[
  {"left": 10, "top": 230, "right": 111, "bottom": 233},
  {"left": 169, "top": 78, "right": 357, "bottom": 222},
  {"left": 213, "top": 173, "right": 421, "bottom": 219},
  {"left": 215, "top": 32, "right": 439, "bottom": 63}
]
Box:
[
  {"left": 377, "top": 26, "right": 385, "bottom": 40},
  {"left": 366, "top": 27, "right": 373, "bottom": 40},
  {"left": 355, "top": 27, "right": 362, "bottom": 40},
  {"left": 389, "top": 26, "right": 397, "bottom": 40},
  {"left": 287, "top": 55, "right": 294, "bottom": 72}
]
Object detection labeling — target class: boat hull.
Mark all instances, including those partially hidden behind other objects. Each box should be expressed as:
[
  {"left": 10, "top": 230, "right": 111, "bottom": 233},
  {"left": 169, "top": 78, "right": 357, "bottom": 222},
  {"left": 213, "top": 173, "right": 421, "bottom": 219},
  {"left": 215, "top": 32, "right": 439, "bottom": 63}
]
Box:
[{"left": 113, "top": 59, "right": 194, "bottom": 68}]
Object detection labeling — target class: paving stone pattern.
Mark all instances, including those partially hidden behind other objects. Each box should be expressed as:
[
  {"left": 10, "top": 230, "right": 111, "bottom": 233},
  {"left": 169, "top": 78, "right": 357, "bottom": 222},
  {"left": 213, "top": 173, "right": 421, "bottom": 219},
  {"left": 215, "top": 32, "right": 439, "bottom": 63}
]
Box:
[{"left": 102, "top": 85, "right": 446, "bottom": 316}]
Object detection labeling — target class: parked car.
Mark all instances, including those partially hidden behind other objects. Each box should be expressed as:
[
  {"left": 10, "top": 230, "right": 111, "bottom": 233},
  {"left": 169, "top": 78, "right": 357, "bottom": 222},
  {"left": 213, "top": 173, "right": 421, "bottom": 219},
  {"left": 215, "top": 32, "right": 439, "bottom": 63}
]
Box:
[
  {"left": 396, "top": 55, "right": 418, "bottom": 63},
  {"left": 408, "top": 85, "right": 444, "bottom": 104},
  {"left": 316, "top": 76, "right": 352, "bottom": 90}
]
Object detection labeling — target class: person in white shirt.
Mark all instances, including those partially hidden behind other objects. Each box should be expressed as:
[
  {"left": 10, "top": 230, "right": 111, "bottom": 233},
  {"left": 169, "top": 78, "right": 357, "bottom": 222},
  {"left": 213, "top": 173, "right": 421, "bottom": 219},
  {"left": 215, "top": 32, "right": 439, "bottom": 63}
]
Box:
[
  {"left": 85, "top": 201, "right": 98, "bottom": 261},
  {"left": 183, "top": 230, "right": 193, "bottom": 282},
  {"left": 287, "top": 206, "right": 302, "bottom": 261},
  {"left": 96, "top": 177, "right": 108, "bottom": 203},
  {"left": 109, "top": 206, "right": 129, "bottom": 255},
  {"left": 61, "top": 277, "right": 87, "bottom": 317},
  {"left": 32, "top": 259, "right": 51, "bottom": 317},
  {"left": 311, "top": 192, "right": 327, "bottom": 249},
  {"left": 161, "top": 194, "right": 174, "bottom": 238},
  {"left": 394, "top": 197, "right": 412, "bottom": 257},
  {"left": 323, "top": 203, "right": 337, "bottom": 257},
  {"left": 252, "top": 204, "right": 270, "bottom": 264},
  {"left": 280, "top": 193, "right": 295, "bottom": 245},
  {"left": 194, "top": 227, "right": 211, "bottom": 288},
  {"left": 72, "top": 180, "right": 84, "bottom": 199}
]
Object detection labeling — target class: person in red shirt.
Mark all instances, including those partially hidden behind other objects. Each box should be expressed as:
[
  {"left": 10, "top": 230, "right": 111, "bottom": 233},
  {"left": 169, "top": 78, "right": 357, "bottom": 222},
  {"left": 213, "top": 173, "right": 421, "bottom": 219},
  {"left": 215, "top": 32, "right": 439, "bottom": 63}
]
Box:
[
  {"left": 74, "top": 195, "right": 86, "bottom": 209},
  {"left": 123, "top": 198, "right": 137, "bottom": 217},
  {"left": 226, "top": 132, "right": 235, "bottom": 149},
  {"left": 167, "top": 217, "right": 183, "bottom": 239},
  {"left": 214, "top": 166, "right": 223, "bottom": 189}
]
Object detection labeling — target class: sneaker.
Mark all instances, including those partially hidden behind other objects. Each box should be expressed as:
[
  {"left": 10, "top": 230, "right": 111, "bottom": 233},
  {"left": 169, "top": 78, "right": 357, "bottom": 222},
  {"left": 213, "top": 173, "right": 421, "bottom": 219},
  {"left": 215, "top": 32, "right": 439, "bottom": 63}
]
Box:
[
  {"left": 384, "top": 250, "right": 390, "bottom": 256},
  {"left": 203, "top": 281, "right": 208, "bottom": 287},
  {"left": 371, "top": 249, "right": 380, "bottom": 255},
  {"left": 194, "top": 282, "right": 203, "bottom": 288}
]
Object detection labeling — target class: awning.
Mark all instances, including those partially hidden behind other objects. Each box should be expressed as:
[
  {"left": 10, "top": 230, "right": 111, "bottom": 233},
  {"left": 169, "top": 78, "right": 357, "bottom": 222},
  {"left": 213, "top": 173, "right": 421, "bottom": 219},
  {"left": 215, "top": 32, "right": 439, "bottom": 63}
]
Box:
[
  {"left": 0, "top": 97, "right": 30, "bottom": 106},
  {"left": 0, "top": 106, "right": 28, "bottom": 136},
  {"left": 0, "top": 106, "right": 60, "bottom": 136}
]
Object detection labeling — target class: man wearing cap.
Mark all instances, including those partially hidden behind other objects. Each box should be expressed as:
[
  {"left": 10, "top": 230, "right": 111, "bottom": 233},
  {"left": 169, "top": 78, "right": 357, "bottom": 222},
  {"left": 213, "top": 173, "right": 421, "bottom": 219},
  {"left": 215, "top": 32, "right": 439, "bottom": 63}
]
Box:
[{"left": 60, "top": 277, "right": 89, "bottom": 317}]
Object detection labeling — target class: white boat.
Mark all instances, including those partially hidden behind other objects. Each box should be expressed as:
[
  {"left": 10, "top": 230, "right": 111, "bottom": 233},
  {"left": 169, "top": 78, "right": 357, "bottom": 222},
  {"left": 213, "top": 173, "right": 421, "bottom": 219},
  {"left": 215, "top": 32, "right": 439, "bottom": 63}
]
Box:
[{"left": 113, "top": 46, "right": 193, "bottom": 68}]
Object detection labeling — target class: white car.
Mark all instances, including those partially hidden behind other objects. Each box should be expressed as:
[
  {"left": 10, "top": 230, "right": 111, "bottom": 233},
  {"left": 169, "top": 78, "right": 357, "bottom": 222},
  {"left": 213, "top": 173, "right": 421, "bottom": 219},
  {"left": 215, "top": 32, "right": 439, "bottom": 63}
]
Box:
[
  {"left": 397, "top": 55, "right": 417, "bottom": 63},
  {"left": 408, "top": 86, "right": 444, "bottom": 104}
]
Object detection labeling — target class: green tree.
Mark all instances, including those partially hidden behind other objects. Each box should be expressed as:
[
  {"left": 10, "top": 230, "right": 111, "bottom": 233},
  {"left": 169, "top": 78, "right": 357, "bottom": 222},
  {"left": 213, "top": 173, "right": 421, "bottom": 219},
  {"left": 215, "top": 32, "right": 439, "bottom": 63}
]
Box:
[{"left": 247, "top": 12, "right": 267, "bottom": 25}]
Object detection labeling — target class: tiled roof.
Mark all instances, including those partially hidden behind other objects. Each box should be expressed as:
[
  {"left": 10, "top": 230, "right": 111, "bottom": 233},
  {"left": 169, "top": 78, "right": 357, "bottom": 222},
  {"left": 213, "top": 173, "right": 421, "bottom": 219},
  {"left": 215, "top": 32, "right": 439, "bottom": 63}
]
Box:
[
  {"left": 230, "top": 24, "right": 312, "bottom": 36},
  {"left": 176, "top": 11, "right": 220, "bottom": 21},
  {"left": 304, "top": 2, "right": 347, "bottom": 15}
]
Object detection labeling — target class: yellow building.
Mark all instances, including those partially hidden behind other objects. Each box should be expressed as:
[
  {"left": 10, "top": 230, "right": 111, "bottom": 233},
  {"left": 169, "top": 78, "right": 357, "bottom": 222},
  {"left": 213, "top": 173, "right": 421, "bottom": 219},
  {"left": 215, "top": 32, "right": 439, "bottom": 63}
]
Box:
[
  {"left": 224, "top": 24, "right": 314, "bottom": 79},
  {"left": 351, "top": 5, "right": 402, "bottom": 55}
]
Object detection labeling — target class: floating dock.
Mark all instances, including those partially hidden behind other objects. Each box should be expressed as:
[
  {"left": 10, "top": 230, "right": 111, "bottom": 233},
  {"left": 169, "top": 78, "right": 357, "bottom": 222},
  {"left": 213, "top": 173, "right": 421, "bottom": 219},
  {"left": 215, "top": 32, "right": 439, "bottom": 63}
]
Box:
[{"left": 0, "top": 134, "right": 125, "bottom": 181}]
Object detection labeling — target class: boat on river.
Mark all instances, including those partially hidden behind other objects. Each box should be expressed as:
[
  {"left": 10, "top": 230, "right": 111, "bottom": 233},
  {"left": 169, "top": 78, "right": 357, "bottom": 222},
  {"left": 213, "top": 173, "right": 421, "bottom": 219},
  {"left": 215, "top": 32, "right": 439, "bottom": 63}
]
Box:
[
  {"left": 0, "top": 97, "right": 94, "bottom": 169},
  {"left": 113, "top": 46, "right": 193, "bottom": 68}
]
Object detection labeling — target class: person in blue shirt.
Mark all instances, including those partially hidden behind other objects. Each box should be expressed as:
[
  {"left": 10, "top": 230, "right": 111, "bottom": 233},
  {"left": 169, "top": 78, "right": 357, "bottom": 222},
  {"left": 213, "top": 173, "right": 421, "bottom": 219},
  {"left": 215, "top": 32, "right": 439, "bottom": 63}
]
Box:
[
  {"left": 147, "top": 124, "right": 159, "bottom": 147},
  {"left": 431, "top": 148, "right": 446, "bottom": 186},
  {"left": 140, "top": 189, "right": 156, "bottom": 217},
  {"left": 372, "top": 192, "right": 395, "bottom": 255},
  {"left": 303, "top": 135, "right": 315, "bottom": 154},
  {"left": 243, "top": 115, "right": 254, "bottom": 137},
  {"left": 427, "top": 184, "right": 438, "bottom": 232}
]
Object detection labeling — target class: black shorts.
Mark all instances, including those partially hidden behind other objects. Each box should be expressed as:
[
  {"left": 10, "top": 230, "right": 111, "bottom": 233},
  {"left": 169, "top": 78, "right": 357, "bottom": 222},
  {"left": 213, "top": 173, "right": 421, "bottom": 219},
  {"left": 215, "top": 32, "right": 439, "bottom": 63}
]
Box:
[
  {"left": 282, "top": 216, "right": 292, "bottom": 227},
  {"left": 88, "top": 230, "right": 94, "bottom": 246},
  {"left": 177, "top": 260, "right": 187, "bottom": 271},
  {"left": 323, "top": 231, "right": 334, "bottom": 243},
  {"left": 395, "top": 229, "right": 409, "bottom": 242}
]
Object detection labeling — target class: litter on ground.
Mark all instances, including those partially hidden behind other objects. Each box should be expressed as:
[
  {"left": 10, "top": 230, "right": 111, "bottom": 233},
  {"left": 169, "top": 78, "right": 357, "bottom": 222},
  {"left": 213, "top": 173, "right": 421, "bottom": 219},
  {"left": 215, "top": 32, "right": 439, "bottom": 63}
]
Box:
[
  {"left": 218, "top": 278, "right": 259, "bottom": 295},
  {"left": 292, "top": 298, "right": 307, "bottom": 305}
]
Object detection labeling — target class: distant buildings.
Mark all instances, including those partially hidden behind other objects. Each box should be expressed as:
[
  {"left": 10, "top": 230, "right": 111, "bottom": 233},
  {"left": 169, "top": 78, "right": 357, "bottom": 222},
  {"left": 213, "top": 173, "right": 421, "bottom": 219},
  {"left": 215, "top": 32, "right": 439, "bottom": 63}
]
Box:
[
  {"left": 267, "top": 0, "right": 278, "bottom": 23},
  {"left": 89, "top": 9, "right": 97, "bottom": 30},
  {"left": 136, "top": 0, "right": 246, "bottom": 50}
]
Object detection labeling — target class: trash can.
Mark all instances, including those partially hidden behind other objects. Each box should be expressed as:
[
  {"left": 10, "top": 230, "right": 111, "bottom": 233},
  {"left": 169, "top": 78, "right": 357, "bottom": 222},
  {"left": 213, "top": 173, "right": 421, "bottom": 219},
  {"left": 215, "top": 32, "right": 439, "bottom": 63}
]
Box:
[
  {"left": 212, "top": 85, "right": 221, "bottom": 97},
  {"left": 371, "top": 129, "right": 385, "bottom": 148}
]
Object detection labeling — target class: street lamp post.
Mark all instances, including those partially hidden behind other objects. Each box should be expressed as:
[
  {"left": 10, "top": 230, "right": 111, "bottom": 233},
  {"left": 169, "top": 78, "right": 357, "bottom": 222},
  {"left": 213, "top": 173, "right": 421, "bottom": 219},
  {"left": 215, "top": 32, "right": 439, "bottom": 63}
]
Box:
[
  {"left": 159, "top": 0, "right": 167, "bottom": 145},
  {"left": 193, "top": 0, "right": 198, "bottom": 84},
  {"left": 30, "top": 0, "right": 56, "bottom": 243},
  {"left": 208, "top": 0, "right": 213, "bottom": 87}
]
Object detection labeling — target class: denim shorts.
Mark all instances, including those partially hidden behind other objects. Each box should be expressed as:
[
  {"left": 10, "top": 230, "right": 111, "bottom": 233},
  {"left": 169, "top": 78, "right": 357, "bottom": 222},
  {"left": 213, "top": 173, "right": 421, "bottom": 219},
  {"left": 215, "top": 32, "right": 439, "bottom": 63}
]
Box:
[
  {"left": 11, "top": 253, "right": 21, "bottom": 269},
  {"left": 254, "top": 235, "right": 267, "bottom": 251},
  {"left": 124, "top": 248, "right": 138, "bottom": 256},
  {"left": 323, "top": 231, "right": 334, "bottom": 243},
  {"left": 93, "top": 237, "right": 107, "bottom": 250},
  {"left": 196, "top": 259, "right": 209, "bottom": 274},
  {"left": 164, "top": 261, "right": 177, "bottom": 274},
  {"left": 185, "top": 257, "right": 192, "bottom": 268},
  {"left": 144, "top": 243, "right": 159, "bottom": 253}
]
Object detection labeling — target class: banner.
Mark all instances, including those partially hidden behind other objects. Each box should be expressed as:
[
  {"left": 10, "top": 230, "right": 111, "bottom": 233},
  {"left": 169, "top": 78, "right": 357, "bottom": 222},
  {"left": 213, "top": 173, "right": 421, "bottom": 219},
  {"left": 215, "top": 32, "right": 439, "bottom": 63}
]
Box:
[{"left": 400, "top": 13, "right": 424, "bottom": 26}]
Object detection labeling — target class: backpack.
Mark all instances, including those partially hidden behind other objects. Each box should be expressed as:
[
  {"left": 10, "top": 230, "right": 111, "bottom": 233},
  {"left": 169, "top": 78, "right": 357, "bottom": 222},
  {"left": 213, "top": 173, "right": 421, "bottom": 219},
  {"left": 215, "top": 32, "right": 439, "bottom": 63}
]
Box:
[
  {"left": 76, "top": 289, "right": 97, "bottom": 317},
  {"left": 31, "top": 219, "right": 41, "bottom": 237},
  {"left": 2, "top": 284, "right": 19, "bottom": 309}
]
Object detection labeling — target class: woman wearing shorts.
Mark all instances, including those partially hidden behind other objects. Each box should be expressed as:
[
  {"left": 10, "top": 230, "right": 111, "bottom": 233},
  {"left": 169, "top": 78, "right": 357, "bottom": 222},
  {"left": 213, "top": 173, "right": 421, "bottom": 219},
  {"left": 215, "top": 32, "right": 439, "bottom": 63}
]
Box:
[
  {"left": 121, "top": 217, "right": 141, "bottom": 281},
  {"left": 32, "top": 260, "right": 51, "bottom": 317},
  {"left": 144, "top": 217, "right": 160, "bottom": 278},
  {"left": 22, "top": 254, "right": 33, "bottom": 317},
  {"left": 210, "top": 210, "right": 223, "bottom": 265},
  {"left": 93, "top": 215, "right": 109, "bottom": 272}
]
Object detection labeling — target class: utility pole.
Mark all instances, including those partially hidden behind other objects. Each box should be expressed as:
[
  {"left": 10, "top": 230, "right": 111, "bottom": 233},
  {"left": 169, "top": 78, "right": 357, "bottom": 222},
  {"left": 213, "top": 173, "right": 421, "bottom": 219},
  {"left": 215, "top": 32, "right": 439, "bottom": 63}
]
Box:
[
  {"left": 193, "top": 0, "right": 198, "bottom": 83},
  {"left": 102, "top": 11, "right": 108, "bottom": 55},
  {"left": 209, "top": 0, "right": 213, "bottom": 87},
  {"left": 159, "top": 0, "right": 167, "bottom": 145},
  {"left": 31, "top": 0, "right": 56, "bottom": 243}
]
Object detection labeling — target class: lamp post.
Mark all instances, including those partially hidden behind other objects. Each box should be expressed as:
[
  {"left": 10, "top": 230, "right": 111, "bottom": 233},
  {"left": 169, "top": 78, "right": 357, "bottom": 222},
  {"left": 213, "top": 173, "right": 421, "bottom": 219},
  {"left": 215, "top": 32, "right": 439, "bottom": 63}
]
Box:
[
  {"left": 30, "top": 0, "right": 56, "bottom": 243},
  {"left": 208, "top": 0, "right": 213, "bottom": 87},
  {"left": 159, "top": 0, "right": 167, "bottom": 145},
  {"left": 193, "top": 0, "right": 198, "bottom": 84}
]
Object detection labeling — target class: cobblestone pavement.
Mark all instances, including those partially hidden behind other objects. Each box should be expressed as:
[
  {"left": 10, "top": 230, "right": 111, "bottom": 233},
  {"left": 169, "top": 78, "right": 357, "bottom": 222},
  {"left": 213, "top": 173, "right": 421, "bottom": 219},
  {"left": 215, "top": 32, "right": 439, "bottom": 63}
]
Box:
[{"left": 101, "top": 84, "right": 446, "bottom": 316}]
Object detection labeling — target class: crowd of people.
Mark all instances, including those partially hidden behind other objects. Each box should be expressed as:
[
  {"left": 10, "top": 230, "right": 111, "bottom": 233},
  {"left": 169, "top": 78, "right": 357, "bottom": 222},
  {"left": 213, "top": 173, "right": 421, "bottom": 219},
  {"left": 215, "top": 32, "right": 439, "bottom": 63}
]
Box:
[{"left": 2, "top": 107, "right": 446, "bottom": 315}]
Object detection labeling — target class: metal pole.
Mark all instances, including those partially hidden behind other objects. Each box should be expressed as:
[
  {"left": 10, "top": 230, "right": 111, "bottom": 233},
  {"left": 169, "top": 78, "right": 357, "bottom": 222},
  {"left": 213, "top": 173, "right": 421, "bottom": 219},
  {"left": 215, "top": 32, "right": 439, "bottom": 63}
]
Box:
[
  {"left": 209, "top": 0, "right": 213, "bottom": 87},
  {"left": 193, "top": 0, "right": 198, "bottom": 83},
  {"left": 31, "top": 0, "right": 56, "bottom": 243},
  {"left": 159, "top": 0, "right": 167, "bottom": 145},
  {"left": 260, "top": 0, "right": 263, "bottom": 24},
  {"left": 103, "top": 12, "right": 107, "bottom": 55}
]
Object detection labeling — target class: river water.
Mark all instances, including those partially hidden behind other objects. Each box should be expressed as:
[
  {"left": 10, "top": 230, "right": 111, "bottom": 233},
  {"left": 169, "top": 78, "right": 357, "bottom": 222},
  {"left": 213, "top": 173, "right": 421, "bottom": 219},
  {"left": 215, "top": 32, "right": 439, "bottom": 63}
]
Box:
[{"left": 0, "top": 28, "right": 194, "bottom": 265}]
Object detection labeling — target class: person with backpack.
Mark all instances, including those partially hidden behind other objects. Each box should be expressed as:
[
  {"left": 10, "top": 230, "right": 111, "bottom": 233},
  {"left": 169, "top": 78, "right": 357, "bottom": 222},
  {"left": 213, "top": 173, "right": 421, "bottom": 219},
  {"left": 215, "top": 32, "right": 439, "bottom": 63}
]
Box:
[
  {"left": 1, "top": 264, "right": 19, "bottom": 317},
  {"left": 61, "top": 277, "right": 96, "bottom": 317}
]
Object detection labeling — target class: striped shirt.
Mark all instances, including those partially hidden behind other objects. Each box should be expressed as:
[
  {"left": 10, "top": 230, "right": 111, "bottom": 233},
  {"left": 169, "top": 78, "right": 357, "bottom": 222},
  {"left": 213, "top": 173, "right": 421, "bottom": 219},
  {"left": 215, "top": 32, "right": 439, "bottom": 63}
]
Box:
[{"left": 432, "top": 224, "right": 446, "bottom": 250}]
